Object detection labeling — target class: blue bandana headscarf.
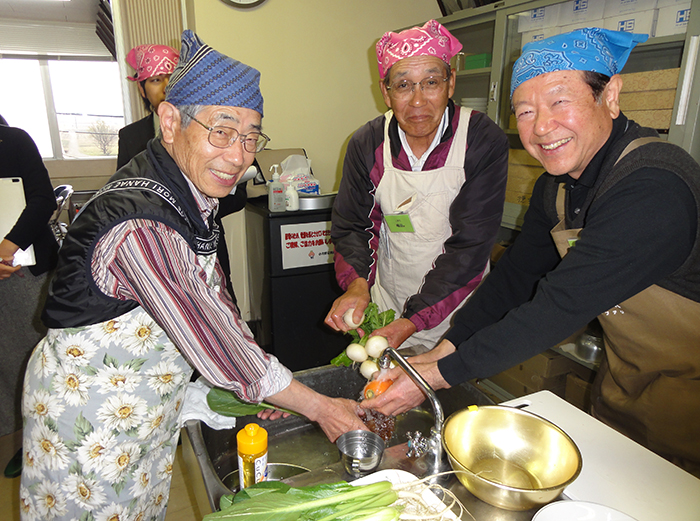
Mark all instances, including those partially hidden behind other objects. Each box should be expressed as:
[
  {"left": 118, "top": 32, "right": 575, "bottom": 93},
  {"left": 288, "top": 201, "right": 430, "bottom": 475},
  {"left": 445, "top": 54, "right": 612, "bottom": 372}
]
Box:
[
  {"left": 510, "top": 28, "right": 648, "bottom": 97},
  {"left": 165, "top": 30, "right": 264, "bottom": 116}
]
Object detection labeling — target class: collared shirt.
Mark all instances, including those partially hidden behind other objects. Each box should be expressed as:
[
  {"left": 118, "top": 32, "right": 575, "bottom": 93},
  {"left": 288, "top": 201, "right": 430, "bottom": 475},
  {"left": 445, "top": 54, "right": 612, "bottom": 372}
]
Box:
[
  {"left": 91, "top": 173, "right": 292, "bottom": 403},
  {"left": 398, "top": 107, "right": 450, "bottom": 172}
]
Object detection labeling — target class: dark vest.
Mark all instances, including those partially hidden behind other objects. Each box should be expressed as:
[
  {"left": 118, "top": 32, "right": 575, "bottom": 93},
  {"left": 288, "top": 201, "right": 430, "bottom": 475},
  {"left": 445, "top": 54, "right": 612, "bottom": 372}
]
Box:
[
  {"left": 543, "top": 121, "right": 700, "bottom": 302},
  {"left": 42, "top": 140, "right": 219, "bottom": 328}
]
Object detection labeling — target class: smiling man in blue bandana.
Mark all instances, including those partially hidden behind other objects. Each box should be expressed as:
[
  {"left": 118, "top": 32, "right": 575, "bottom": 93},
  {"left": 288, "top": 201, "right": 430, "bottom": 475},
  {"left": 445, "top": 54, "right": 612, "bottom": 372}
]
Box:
[
  {"left": 20, "top": 30, "right": 367, "bottom": 521},
  {"left": 363, "top": 27, "right": 700, "bottom": 478}
]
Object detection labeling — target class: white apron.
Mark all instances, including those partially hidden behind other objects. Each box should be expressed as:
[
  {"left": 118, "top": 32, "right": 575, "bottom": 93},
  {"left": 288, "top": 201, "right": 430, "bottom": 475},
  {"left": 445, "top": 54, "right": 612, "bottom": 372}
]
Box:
[{"left": 372, "top": 108, "right": 487, "bottom": 349}]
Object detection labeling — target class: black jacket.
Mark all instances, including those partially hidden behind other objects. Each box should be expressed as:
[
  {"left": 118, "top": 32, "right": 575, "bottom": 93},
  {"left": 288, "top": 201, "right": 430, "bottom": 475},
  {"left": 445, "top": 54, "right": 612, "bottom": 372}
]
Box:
[
  {"left": 43, "top": 139, "right": 219, "bottom": 328},
  {"left": 117, "top": 113, "right": 156, "bottom": 170},
  {"left": 0, "top": 124, "right": 58, "bottom": 276}
]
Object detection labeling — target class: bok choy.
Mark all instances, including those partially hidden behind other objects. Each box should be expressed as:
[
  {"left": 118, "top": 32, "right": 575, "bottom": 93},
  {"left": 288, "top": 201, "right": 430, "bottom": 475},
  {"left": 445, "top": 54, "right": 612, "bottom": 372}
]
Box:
[
  {"left": 204, "top": 472, "right": 470, "bottom": 521},
  {"left": 204, "top": 480, "right": 399, "bottom": 521},
  {"left": 207, "top": 387, "right": 297, "bottom": 418}
]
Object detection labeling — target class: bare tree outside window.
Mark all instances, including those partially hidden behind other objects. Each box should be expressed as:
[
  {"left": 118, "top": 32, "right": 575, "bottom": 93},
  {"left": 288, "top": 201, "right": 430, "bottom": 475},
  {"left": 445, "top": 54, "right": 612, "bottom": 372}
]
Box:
[{"left": 88, "top": 120, "right": 118, "bottom": 155}]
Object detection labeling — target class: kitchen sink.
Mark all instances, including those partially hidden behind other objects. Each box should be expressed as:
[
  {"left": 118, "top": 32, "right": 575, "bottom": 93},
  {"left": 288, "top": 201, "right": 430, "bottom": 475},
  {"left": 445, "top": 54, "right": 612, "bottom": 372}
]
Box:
[{"left": 184, "top": 363, "right": 496, "bottom": 512}]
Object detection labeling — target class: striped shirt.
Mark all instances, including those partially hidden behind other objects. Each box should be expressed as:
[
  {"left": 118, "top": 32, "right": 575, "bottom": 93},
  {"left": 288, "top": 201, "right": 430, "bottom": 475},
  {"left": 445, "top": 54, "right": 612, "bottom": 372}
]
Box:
[{"left": 91, "top": 175, "right": 292, "bottom": 403}]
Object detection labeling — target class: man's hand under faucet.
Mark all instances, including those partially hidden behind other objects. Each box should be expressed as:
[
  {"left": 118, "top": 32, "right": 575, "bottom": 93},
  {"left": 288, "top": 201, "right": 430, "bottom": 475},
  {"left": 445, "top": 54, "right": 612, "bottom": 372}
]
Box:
[{"left": 361, "top": 340, "right": 456, "bottom": 417}]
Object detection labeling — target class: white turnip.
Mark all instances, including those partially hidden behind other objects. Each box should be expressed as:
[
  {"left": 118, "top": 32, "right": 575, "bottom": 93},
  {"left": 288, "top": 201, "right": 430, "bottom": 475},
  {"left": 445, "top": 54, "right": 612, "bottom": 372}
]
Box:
[
  {"left": 365, "top": 336, "right": 389, "bottom": 358},
  {"left": 343, "top": 308, "right": 364, "bottom": 329},
  {"left": 346, "top": 343, "right": 368, "bottom": 363},
  {"left": 360, "top": 359, "right": 380, "bottom": 380}
]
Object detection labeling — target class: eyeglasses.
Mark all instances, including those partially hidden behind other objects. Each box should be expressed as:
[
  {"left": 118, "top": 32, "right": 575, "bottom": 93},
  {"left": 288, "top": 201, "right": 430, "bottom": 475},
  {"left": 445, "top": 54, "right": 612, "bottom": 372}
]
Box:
[
  {"left": 187, "top": 113, "right": 270, "bottom": 153},
  {"left": 386, "top": 76, "right": 449, "bottom": 99}
]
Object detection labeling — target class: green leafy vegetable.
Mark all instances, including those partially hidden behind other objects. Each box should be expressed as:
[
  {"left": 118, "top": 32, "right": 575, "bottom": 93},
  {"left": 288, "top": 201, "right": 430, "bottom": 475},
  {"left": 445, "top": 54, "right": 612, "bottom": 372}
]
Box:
[
  {"left": 330, "top": 303, "right": 396, "bottom": 367},
  {"left": 214, "top": 471, "right": 472, "bottom": 521},
  {"left": 330, "top": 349, "right": 354, "bottom": 367},
  {"left": 207, "top": 387, "right": 296, "bottom": 418},
  {"left": 205, "top": 480, "right": 399, "bottom": 521}
]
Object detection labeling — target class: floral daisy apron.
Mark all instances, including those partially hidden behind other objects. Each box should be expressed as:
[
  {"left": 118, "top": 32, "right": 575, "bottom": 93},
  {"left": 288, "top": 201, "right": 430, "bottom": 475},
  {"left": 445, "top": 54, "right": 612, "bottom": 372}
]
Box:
[{"left": 18, "top": 251, "right": 220, "bottom": 521}]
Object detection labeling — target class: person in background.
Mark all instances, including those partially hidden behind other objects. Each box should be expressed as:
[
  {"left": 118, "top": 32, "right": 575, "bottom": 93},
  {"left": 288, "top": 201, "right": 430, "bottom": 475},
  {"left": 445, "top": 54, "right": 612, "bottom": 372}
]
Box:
[
  {"left": 118, "top": 43, "right": 247, "bottom": 301},
  {"left": 325, "top": 20, "right": 509, "bottom": 349},
  {"left": 0, "top": 117, "right": 59, "bottom": 478},
  {"left": 363, "top": 28, "right": 700, "bottom": 478},
  {"left": 117, "top": 43, "right": 178, "bottom": 169},
  {"left": 19, "top": 31, "right": 366, "bottom": 521}
]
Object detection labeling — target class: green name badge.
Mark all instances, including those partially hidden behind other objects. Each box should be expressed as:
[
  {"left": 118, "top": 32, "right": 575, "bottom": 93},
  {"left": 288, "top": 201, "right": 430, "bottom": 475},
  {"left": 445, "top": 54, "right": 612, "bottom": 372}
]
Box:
[{"left": 384, "top": 214, "right": 414, "bottom": 233}]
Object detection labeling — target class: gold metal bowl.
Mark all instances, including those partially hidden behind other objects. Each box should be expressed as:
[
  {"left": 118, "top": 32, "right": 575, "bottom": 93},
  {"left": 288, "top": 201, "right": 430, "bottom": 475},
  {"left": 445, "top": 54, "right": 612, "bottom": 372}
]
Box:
[{"left": 442, "top": 405, "right": 582, "bottom": 511}]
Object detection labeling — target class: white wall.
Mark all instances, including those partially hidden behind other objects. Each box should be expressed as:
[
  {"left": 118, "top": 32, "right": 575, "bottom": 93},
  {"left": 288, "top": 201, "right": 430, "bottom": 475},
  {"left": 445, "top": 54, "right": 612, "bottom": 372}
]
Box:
[
  {"left": 46, "top": 157, "right": 117, "bottom": 191},
  {"left": 190, "top": 0, "right": 442, "bottom": 318},
  {"left": 192, "top": 0, "right": 441, "bottom": 192}
]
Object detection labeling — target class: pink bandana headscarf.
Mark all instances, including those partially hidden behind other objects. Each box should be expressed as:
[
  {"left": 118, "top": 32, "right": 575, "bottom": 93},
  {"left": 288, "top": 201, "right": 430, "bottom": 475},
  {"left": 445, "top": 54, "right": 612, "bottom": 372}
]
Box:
[
  {"left": 126, "top": 44, "right": 179, "bottom": 82},
  {"left": 376, "top": 20, "right": 463, "bottom": 79}
]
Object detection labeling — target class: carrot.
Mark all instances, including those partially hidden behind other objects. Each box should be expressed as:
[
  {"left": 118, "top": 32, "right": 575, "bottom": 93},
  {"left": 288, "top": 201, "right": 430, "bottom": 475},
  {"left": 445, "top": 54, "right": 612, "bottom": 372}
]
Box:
[{"left": 363, "top": 379, "right": 393, "bottom": 400}]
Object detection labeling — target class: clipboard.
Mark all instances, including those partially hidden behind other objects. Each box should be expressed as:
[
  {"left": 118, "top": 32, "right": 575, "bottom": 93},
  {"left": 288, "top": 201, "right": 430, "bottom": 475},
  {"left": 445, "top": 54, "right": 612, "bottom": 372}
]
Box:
[{"left": 0, "top": 177, "right": 36, "bottom": 266}]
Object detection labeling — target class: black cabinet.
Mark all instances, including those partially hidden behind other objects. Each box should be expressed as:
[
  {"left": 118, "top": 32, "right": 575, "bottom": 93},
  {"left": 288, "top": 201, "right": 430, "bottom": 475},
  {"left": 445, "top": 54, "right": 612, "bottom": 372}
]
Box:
[{"left": 245, "top": 198, "right": 348, "bottom": 371}]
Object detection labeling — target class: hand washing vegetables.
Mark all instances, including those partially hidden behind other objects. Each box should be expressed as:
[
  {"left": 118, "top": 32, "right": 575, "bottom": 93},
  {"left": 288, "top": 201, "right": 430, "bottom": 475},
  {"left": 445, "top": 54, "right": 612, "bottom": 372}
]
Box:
[
  {"left": 206, "top": 472, "right": 470, "bottom": 521},
  {"left": 331, "top": 303, "right": 395, "bottom": 378},
  {"left": 344, "top": 307, "right": 365, "bottom": 329}
]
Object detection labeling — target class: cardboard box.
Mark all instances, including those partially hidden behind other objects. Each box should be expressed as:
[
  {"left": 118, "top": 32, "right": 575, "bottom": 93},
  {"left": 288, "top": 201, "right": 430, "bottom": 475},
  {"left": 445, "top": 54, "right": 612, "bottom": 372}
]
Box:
[
  {"left": 655, "top": 3, "right": 691, "bottom": 36},
  {"left": 506, "top": 164, "right": 541, "bottom": 205},
  {"left": 488, "top": 370, "right": 567, "bottom": 398},
  {"left": 558, "top": 0, "right": 607, "bottom": 25},
  {"left": 657, "top": 0, "right": 689, "bottom": 7},
  {"left": 521, "top": 27, "right": 560, "bottom": 50},
  {"left": 559, "top": 19, "right": 606, "bottom": 34},
  {"left": 509, "top": 148, "right": 543, "bottom": 166},
  {"left": 517, "top": 4, "right": 561, "bottom": 33},
  {"left": 604, "top": 9, "right": 658, "bottom": 35},
  {"left": 625, "top": 109, "right": 673, "bottom": 129},
  {"left": 619, "top": 89, "right": 676, "bottom": 110},
  {"left": 508, "top": 350, "right": 581, "bottom": 380},
  {"left": 620, "top": 67, "right": 680, "bottom": 91},
  {"left": 565, "top": 373, "right": 593, "bottom": 411},
  {"left": 605, "top": 0, "right": 658, "bottom": 17},
  {"left": 507, "top": 150, "right": 543, "bottom": 206}
]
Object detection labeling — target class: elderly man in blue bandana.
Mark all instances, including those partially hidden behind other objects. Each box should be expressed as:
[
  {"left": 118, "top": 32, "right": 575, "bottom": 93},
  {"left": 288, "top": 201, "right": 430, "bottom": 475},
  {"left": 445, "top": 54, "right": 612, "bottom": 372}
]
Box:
[
  {"left": 20, "top": 31, "right": 367, "bottom": 521},
  {"left": 363, "top": 28, "right": 700, "bottom": 478}
]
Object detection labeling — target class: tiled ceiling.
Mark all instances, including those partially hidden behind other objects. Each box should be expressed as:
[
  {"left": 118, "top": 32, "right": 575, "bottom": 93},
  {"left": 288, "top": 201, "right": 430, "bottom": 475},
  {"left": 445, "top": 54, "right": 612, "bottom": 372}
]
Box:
[{"left": 0, "top": 0, "right": 98, "bottom": 24}]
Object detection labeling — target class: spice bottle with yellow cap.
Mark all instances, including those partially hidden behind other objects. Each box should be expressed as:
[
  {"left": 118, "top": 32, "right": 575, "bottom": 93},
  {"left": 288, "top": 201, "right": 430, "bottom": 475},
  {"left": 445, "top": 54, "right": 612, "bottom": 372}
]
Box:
[{"left": 237, "top": 423, "right": 268, "bottom": 489}]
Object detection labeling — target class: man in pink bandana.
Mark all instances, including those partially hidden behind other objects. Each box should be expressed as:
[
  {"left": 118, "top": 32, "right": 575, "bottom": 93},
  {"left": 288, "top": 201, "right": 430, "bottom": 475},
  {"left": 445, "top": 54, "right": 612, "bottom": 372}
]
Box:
[
  {"left": 117, "top": 44, "right": 179, "bottom": 169},
  {"left": 326, "top": 20, "right": 509, "bottom": 351}
]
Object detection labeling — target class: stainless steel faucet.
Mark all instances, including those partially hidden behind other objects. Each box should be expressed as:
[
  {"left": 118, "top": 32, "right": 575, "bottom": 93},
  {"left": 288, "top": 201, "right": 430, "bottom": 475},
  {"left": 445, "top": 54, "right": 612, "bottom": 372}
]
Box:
[{"left": 378, "top": 347, "right": 451, "bottom": 478}]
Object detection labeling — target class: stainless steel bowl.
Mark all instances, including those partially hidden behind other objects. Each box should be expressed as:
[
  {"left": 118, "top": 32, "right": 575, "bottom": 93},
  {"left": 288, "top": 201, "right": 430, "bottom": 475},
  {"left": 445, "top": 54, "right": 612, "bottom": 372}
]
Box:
[
  {"left": 298, "top": 193, "right": 336, "bottom": 210},
  {"left": 575, "top": 330, "right": 604, "bottom": 364},
  {"left": 443, "top": 405, "right": 582, "bottom": 511}
]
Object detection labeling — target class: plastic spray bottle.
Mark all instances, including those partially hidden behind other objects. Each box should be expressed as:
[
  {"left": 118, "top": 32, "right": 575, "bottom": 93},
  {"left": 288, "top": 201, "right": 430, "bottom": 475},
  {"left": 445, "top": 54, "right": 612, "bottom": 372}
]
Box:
[
  {"left": 285, "top": 184, "right": 299, "bottom": 211},
  {"left": 268, "top": 164, "right": 285, "bottom": 213},
  {"left": 237, "top": 423, "right": 268, "bottom": 489}
]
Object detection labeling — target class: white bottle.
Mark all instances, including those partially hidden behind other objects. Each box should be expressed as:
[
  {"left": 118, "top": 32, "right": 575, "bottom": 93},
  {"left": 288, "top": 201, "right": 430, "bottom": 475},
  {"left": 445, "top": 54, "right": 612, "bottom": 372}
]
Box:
[
  {"left": 285, "top": 184, "right": 299, "bottom": 211},
  {"left": 268, "top": 165, "right": 286, "bottom": 213}
]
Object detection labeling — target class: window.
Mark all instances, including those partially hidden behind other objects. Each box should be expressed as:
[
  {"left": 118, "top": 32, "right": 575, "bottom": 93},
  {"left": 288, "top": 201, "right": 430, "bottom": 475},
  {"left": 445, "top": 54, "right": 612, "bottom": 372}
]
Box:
[{"left": 0, "top": 57, "right": 124, "bottom": 160}]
